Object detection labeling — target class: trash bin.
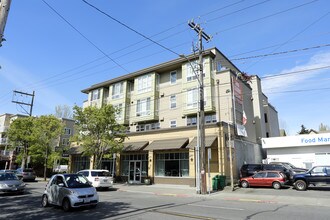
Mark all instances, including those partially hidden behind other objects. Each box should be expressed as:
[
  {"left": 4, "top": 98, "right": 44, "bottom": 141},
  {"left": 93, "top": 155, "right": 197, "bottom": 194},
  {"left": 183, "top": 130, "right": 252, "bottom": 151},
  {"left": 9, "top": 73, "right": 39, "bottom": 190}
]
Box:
[
  {"left": 212, "top": 176, "right": 219, "bottom": 191},
  {"left": 218, "top": 175, "right": 226, "bottom": 189}
]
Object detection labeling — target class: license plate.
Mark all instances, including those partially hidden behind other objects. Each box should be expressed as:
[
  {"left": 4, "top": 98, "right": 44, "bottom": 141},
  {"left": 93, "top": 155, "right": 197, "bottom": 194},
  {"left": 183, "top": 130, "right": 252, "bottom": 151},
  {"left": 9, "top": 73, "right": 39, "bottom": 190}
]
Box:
[
  {"left": 103, "top": 179, "right": 107, "bottom": 182},
  {"left": 83, "top": 198, "right": 90, "bottom": 203}
]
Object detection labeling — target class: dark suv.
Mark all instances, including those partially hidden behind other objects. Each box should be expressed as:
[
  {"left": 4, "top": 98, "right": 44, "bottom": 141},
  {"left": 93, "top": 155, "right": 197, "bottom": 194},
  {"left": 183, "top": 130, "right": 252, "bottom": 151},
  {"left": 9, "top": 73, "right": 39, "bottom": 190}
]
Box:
[
  {"left": 240, "top": 163, "right": 294, "bottom": 181},
  {"left": 293, "top": 165, "right": 330, "bottom": 191},
  {"left": 269, "top": 162, "right": 308, "bottom": 173},
  {"left": 240, "top": 164, "right": 263, "bottom": 178}
]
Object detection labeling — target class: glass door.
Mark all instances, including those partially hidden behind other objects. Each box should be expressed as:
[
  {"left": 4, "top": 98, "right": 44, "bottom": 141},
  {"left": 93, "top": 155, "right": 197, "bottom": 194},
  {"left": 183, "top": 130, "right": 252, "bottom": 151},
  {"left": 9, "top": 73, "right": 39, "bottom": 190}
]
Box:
[{"left": 129, "top": 160, "right": 141, "bottom": 183}]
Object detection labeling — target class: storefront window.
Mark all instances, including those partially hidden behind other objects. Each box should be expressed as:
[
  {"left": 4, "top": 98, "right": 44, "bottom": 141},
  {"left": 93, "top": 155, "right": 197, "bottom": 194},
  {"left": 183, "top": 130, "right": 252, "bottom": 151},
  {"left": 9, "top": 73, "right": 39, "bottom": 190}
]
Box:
[
  {"left": 71, "top": 156, "right": 90, "bottom": 173},
  {"left": 155, "top": 152, "right": 189, "bottom": 177},
  {"left": 101, "top": 158, "right": 116, "bottom": 176}
]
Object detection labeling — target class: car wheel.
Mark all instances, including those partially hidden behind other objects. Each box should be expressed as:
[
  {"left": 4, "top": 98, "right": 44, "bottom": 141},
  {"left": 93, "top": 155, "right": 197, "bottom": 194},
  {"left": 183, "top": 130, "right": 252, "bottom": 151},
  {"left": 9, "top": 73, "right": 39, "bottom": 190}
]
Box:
[
  {"left": 62, "top": 198, "right": 71, "bottom": 212},
  {"left": 241, "top": 180, "right": 249, "bottom": 188},
  {"left": 41, "top": 195, "right": 49, "bottom": 207},
  {"left": 295, "top": 180, "right": 307, "bottom": 191},
  {"left": 272, "top": 181, "right": 281, "bottom": 189}
]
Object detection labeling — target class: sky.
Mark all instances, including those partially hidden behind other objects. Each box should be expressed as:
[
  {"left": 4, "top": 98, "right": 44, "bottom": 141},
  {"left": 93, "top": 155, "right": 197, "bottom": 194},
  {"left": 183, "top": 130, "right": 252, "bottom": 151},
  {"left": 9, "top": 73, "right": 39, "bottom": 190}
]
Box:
[{"left": 0, "top": 0, "right": 330, "bottom": 135}]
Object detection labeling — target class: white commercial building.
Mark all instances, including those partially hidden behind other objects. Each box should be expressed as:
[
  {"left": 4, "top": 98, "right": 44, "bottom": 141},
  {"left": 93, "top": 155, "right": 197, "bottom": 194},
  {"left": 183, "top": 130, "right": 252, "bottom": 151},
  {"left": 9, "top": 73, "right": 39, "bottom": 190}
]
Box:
[{"left": 262, "top": 133, "right": 330, "bottom": 169}]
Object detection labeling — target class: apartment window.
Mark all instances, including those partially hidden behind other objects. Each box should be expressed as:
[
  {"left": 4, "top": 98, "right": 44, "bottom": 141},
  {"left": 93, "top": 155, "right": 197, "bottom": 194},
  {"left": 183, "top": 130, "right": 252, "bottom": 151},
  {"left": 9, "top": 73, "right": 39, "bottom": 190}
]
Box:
[
  {"left": 91, "top": 89, "right": 100, "bottom": 101},
  {"left": 187, "top": 89, "right": 198, "bottom": 109},
  {"left": 186, "top": 62, "right": 198, "bottom": 82},
  {"left": 64, "top": 128, "right": 71, "bottom": 135},
  {"left": 62, "top": 138, "right": 69, "bottom": 146},
  {"left": 113, "top": 103, "right": 123, "bottom": 120},
  {"left": 187, "top": 117, "right": 197, "bottom": 126},
  {"left": 136, "top": 122, "right": 160, "bottom": 132},
  {"left": 137, "top": 74, "right": 152, "bottom": 94},
  {"left": 136, "top": 98, "right": 151, "bottom": 116},
  {"left": 112, "top": 82, "right": 124, "bottom": 99},
  {"left": 205, "top": 114, "right": 217, "bottom": 124},
  {"left": 170, "top": 71, "right": 177, "bottom": 84},
  {"left": 170, "top": 95, "right": 176, "bottom": 109},
  {"left": 170, "top": 120, "right": 176, "bottom": 128}
]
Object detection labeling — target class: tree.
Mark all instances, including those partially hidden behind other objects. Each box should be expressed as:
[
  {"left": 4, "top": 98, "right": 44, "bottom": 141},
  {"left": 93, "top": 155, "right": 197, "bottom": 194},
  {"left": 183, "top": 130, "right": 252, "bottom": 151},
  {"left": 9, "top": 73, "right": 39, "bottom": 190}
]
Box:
[
  {"left": 33, "top": 115, "right": 64, "bottom": 180},
  {"left": 55, "top": 104, "right": 73, "bottom": 119},
  {"left": 7, "top": 117, "right": 36, "bottom": 169},
  {"left": 319, "top": 123, "right": 330, "bottom": 132},
  {"left": 73, "top": 104, "right": 127, "bottom": 169}
]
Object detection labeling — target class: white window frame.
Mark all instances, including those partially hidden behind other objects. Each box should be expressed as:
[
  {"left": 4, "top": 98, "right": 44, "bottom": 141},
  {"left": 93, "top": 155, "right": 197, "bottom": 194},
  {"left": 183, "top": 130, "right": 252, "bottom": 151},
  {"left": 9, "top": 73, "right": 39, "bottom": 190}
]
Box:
[
  {"left": 91, "top": 89, "right": 100, "bottom": 101},
  {"left": 113, "top": 103, "right": 123, "bottom": 120},
  {"left": 186, "top": 61, "right": 198, "bottom": 82},
  {"left": 64, "top": 128, "right": 71, "bottom": 135},
  {"left": 170, "top": 71, "right": 177, "bottom": 84},
  {"left": 137, "top": 74, "right": 152, "bottom": 94},
  {"left": 170, "top": 95, "right": 176, "bottom": 109},
  {"left": 170, "top": 120, "right": 176, "bottom": 128},
  {"left": 136, "top": 98, "right": 151, "bottom": 116},
  {"left": 112, "top": 82, "right": 124, "bottom": 99},
  {"left": 187, "top": 89, "right": 198, "bottom": 109}
]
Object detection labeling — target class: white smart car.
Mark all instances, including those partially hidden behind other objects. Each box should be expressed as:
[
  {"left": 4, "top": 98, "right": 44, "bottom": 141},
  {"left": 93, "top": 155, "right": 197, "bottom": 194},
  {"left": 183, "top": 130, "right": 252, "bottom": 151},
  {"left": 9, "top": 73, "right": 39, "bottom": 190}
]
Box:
[
  {"left": 41, "top": 173, "right": 99, "bottom": 211},
  {"left": 77, "top": 169, "right": 113, "bottom": 190}
]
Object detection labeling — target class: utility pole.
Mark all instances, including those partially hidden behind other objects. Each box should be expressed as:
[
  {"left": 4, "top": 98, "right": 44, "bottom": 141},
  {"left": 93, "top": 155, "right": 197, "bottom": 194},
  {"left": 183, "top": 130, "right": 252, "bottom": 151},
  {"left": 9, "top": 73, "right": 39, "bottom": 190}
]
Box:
[
  {"left": 12, "top": 90, "right": 35, "bottom": 116},
  {"left": 188, "top": 20, "right": 211, "bottom": 195},
  {"left": 0, "top": 0, "right": 12, "bottom": 47}
]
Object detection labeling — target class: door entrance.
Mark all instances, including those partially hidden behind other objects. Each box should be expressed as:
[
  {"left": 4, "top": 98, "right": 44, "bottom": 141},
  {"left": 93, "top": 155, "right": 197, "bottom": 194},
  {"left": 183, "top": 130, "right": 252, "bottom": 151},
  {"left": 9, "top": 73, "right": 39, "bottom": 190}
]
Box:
[{"left": 129, "top": 160, "right": 141, "bottom": 184}]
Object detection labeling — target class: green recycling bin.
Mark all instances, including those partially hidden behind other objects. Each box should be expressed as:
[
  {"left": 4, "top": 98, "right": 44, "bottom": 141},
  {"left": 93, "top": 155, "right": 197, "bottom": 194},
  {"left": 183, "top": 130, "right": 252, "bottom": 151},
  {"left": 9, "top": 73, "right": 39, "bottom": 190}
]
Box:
[
  {"left": 218, "top": 175, "right": 226, "bottom": 189},
  {"left": 212, "top": 176, "right": 219, "bottom": 191}
]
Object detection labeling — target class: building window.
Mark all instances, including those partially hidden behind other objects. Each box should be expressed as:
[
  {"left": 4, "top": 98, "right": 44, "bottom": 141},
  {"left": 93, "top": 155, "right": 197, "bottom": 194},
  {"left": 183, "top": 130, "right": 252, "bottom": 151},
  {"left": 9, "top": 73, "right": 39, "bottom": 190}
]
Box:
[
  {"left": 113, "top": 103, "right": 123, "bottom": 120},
  {"left": 187, "top": 89, "right": 198, "bottom": 109},
  {"left": 264, "top": 113, "right": 268, "bottom": 123},
  {"left": 136, "top": 98, "right": 151, "bottom": 116},
  {"left": 266, "top": 132, "right": 269, "bottom": 137},
  {"left": 137, "top": 74, "right": 152, "bottom": 94},
  {"left": 187, "top": 117, "right": 197, "bottom": 126},
  {"left": 170, "top": 120, "right": 176, "bottom": 128},
  {"left": 170, "top": 71, "right": 177, "bottom": 84},
  {"left": 155, "top": 152, "right": 189, "bottom": 177},
  {"left": 64, "top": 128, "right": 71, "bottom": 135},
  {"left": 61, "top": 138, "right": 69, "bottom": 146},
  {"left": 101, "top": 158, "right": 116, "bottom": 176},
  {"left": 186, "top": 62, "right": 198, "bottom": 82},
  {"left": 71, "top": 156, "right": 90, "bottom": 173},
  {"left": 205, "top": 114, "right": 217, "bottom": 124},
  {"left": 112, "top": 82, "right": 124, "bottom": 99},
  {"left": 170, "top": 95, "right": 176, "bottom": 109},
  {"left": 91, "top": 89, "right": 100, "bottom": 101},
  {"left": 136, "top": 122, "right": 160, "bottom": 132}
]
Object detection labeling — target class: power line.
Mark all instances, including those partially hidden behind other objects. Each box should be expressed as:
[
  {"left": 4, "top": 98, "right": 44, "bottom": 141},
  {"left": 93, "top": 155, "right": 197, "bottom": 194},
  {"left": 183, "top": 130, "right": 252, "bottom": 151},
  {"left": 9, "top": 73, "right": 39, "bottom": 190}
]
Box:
[
  {"left": 261, "top": 65, "right": 330, "bottom": 79},
  {"left": 42, "top": 0, "right": 129, "bottom": 73}
]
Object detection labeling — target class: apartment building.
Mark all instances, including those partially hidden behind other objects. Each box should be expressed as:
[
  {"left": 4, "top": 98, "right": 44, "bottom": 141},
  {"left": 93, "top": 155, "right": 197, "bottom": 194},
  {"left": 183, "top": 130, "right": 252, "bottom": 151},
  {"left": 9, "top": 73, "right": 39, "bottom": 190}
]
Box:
[
  {"left": 70, "top": 47, "right": 280, "bottom": 187},
  {"left": 0, "top": 113, "right": 27, "bottom": 169}
]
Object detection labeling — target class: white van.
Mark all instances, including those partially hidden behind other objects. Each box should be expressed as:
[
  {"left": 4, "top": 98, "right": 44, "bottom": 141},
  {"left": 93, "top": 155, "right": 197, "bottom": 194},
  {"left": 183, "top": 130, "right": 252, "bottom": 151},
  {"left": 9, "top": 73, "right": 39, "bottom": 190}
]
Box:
[{"left": 77, "top": 169, "right": 113, "bottom": 189}]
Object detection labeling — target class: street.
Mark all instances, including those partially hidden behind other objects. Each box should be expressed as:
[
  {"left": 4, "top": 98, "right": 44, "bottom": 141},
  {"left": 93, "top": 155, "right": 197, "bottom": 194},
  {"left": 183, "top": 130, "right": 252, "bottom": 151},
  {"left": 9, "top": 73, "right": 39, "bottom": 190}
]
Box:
[{"left": 1, "top": 181, "right": 330, "bottom": 220}]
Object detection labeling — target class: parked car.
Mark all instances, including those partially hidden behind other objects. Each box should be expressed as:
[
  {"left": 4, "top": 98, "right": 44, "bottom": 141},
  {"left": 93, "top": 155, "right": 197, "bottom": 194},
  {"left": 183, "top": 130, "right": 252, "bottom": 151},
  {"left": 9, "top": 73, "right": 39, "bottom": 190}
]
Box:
[
  {"left": 77, "top": 169, "right": 113, "bottom": 190},
  {"left": 240, "top": 164, "right": 263, "bottom": 178},
  {"left": 240, "top": 170, "right": 288, "bottom": 189},
  {"left": 16, "top": 168, "right": 36, "bottom": 181},
  {"left": 0, "top": 171, "right": 26, "bottom": 194},
  {"left": 41, "top": 173, "right": 99, "bottom": 211},
  {"left": 53, "top": 165, "right": 68, "bottom": 173},
  {"left": 293, "top": 165, "right": 330, "bottom": 191},
  {"left": 269, "top": 162, "right": 308, "bottom": 173},
  {"left": 0, "top": 169, "right": 23, "bottom": 180},
  {"left": 240, "top": 163, "right": 294, "bottom": 182}
]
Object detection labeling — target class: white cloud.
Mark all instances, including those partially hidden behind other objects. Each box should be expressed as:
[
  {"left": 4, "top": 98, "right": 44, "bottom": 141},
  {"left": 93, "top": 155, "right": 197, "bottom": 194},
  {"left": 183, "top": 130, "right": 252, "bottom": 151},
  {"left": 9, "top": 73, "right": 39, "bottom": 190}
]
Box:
[{"left": 262, "top": 51, "right": 330, "bottom": 97}]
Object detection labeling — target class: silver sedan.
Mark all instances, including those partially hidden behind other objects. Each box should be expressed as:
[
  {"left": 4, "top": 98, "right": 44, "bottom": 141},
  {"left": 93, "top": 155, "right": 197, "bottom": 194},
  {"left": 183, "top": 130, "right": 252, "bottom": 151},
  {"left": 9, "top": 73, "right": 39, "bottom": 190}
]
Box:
[
  {"left": 41, "top": 173, "right": 99, "bottom": 212},
  {"left": 0, "top": 171, "right": 26, "bottom": 194}
]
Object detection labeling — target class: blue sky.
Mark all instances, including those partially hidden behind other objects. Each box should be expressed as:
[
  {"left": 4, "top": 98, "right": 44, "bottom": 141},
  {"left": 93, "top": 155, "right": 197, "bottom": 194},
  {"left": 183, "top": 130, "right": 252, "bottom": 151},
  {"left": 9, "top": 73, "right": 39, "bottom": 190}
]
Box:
[{"left": 1, "top": 0, "right": 330, "bottom": 135}]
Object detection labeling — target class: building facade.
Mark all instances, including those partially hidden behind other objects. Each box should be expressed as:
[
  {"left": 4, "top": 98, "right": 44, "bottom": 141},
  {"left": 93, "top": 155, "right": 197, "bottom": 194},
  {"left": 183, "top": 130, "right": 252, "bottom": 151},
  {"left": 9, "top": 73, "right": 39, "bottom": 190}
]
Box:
[
  {"left": 69, "top": 47, "right": 280, "bottom": 187},
  {"left": 262, "top": 132, "right": 330, "bottom": 169}
]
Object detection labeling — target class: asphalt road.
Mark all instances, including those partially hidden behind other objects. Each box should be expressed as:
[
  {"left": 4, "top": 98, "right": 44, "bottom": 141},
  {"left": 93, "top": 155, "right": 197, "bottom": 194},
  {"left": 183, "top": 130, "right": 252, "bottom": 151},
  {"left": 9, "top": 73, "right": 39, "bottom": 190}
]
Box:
[{"left": 1, "top": 180, "right": 330, "bottom": 220}]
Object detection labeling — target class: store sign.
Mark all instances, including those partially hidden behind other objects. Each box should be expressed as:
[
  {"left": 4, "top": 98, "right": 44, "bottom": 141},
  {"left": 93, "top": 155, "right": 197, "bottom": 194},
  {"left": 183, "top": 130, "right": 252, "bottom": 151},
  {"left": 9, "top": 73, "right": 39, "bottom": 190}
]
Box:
[{"left": 262, "top": 134, "right": 330, "bottom": 148}]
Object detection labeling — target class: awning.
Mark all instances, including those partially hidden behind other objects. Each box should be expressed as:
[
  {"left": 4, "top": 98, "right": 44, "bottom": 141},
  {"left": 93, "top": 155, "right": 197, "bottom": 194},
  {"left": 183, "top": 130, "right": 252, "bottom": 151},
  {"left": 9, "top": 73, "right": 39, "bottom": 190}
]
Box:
[
  {"left": 123, "top": 141, "right": 149, "bottom": 151},
  {"left": 65, "top": 146, "right": 84, "bottom": 155},
  {"left": 186, "top": 136, "right": 218, "bottom": 149},
  {"left": 144, "top": 138, "right": 189, "bottom": 151}
]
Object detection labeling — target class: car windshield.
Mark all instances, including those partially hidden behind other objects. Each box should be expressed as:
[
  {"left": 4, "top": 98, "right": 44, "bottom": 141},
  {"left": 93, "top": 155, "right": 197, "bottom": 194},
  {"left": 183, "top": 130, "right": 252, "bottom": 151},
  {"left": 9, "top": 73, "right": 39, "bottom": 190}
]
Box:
[
  {"left": 64, "top": 174, "right": 92, "bottom": 188},
  {"left": 0, "top": 172, "right": 19, "bottom": 181}
]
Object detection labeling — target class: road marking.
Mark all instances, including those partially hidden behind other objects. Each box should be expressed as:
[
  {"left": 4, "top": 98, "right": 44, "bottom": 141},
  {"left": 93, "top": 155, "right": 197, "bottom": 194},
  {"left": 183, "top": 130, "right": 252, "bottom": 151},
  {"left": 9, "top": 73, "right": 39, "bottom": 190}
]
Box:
[
  {"left": 188, "top": 203, "right": 244, "bottom": 211},
  {"left": 153, "top": 209, "right": 216, "bottom": 220}
]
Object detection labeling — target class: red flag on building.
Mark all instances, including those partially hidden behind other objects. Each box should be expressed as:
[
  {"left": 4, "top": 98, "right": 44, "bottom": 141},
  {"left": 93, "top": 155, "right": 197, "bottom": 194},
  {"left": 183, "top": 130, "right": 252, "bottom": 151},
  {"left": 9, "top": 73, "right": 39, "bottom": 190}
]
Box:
[{"left": 242, "top": 111, "right": 247, "bottom": 125}]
